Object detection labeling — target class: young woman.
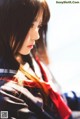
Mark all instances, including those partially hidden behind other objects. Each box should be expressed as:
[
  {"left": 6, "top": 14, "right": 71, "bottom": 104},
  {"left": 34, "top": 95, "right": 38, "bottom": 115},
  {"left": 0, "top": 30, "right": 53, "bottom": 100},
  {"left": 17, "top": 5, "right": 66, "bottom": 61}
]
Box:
[{"left": 0, "top": 0, "right": 72, "bottom": 119}]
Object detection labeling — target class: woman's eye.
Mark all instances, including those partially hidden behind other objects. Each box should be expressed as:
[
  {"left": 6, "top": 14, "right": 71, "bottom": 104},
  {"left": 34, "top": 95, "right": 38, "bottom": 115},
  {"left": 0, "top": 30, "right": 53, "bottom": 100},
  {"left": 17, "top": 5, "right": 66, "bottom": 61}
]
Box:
[
  {"left": 38, "top": 24, "right": 42, "bottom": 29},
  {"left": 31, "top": 23, "right": 42, "bottom": 29}
]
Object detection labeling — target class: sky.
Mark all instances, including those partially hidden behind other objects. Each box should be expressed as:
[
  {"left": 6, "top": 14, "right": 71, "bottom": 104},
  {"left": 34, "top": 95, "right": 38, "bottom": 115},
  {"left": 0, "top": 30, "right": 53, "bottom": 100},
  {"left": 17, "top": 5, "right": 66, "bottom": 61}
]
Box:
[{"left": 47, "top": 0, "right": 80, "bottom": 92}]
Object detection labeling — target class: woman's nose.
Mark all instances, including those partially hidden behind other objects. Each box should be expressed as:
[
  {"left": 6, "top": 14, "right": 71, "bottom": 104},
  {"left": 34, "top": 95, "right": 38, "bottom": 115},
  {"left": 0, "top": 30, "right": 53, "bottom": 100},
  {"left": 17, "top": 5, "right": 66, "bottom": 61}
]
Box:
[{"left": 34, "top": 29, "right": 40, "bottom": 40}]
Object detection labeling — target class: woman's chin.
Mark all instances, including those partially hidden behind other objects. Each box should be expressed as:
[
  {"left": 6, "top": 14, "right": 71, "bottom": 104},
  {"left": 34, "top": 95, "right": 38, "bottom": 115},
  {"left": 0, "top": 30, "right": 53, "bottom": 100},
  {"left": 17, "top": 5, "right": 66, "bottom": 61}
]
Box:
[{"left": 19, "top": 50, "right": 31, "bottom": 55}]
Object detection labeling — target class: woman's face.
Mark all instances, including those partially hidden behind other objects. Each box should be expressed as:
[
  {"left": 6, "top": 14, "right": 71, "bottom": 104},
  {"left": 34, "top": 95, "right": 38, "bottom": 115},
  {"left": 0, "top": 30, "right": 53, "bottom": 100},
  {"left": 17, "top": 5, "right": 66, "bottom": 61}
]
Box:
[{"left": 19, "top": 11, "right": 43, "bottom": 55}]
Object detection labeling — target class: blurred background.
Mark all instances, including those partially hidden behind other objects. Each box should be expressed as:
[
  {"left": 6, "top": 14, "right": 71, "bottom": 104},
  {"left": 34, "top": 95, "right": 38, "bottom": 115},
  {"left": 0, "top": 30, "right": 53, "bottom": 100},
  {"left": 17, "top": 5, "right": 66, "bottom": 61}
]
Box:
[{"left": 47, "top": 0, "right": 80, "bottom": 93}]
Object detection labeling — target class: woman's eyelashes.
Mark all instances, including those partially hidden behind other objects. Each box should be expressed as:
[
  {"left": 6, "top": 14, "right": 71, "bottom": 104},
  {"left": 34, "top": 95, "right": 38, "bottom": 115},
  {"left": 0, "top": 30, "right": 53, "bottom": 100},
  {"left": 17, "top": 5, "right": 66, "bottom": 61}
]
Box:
[
  {"left": 38, "top": 24, "right": 42, "bottom": 29},
  {"left": 31, "top": 23, "right": 42, "bottom": 29}
]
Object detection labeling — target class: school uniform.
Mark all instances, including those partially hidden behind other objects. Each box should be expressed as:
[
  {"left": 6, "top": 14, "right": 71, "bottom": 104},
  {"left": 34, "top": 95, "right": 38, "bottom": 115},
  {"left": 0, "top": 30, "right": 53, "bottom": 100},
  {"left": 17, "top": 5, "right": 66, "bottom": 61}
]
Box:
[{"left": 0, "top": 56, "right": 72, "bottom": 119}]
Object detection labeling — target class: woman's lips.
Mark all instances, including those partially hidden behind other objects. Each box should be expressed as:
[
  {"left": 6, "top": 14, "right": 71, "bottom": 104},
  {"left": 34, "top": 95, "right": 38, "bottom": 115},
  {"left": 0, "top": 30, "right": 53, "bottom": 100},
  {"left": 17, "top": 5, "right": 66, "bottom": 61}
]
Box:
[{"left": 27, "top": 45, "right": 34, "bottom": 49}]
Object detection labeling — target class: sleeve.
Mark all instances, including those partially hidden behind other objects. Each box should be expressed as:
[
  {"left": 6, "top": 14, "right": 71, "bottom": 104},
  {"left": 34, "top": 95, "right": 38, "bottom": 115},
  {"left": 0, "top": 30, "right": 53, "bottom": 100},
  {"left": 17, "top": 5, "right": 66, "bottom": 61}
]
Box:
[
  {"left": 0, "top": 81, "right": 54, "bottom": 119},
  {"left": 0, "top": 81, "right": 38, "bottom": 119}
]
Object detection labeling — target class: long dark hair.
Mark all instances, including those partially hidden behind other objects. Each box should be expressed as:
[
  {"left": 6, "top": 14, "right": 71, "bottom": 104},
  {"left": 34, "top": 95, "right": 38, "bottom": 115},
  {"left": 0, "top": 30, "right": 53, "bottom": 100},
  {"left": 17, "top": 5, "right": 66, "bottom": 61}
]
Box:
[{"left": 0, "top": 0, "right": 50, "bottom": 69}]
